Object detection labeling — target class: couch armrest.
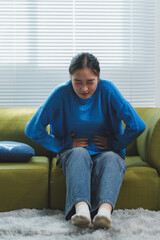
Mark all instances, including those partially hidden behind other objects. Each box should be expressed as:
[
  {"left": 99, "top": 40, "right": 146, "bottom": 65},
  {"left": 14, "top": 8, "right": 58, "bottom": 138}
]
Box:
[{"left": 137, "top": 108, "right": 160, "bottom": 174}]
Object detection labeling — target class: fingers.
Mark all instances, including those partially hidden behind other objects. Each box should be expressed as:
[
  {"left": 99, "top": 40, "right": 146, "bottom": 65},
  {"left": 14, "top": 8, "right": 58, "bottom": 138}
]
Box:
[
  {"left": 71, "top": 132, "right": 88, "bottom": 148},
  {"left": 73, "top": 139, "right": 88, "bottom": 148},
  {"left": 93, "top": 136, "right": 107, "bottom": 145},
  {"left": 70, "top": 132, "right": 109, "bottom": 149},
  {"left": 93, "top": 135, "right": 108, "bottom": 150},
  {"left": 75, "top": 139, "right": 88, "bottom": 145},
  {"left": 73, "top": 142, "right": 88, "bottom": 148}
]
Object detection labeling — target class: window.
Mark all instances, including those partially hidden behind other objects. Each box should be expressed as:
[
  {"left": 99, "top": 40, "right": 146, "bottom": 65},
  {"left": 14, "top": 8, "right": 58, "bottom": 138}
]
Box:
[{"left": 0, "top": 0, "right": 159, "bottom": 107}]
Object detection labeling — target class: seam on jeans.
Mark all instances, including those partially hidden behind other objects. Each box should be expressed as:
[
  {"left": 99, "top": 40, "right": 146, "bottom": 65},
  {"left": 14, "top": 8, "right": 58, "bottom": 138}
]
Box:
[{"left": 114, "top": 152, "right": 127, "bottom": 175}]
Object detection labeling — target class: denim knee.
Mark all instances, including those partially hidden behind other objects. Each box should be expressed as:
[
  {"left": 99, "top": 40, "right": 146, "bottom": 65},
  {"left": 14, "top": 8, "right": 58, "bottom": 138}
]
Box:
[
  {"left": 69, "top": 147, "right": 89, "bottom": 156},
  {"left": 66, "top": 147, "right": 92, "bottom": 169},
  {"left": 58, "top": 147, "right": 93, "bottom": 175},
  {"left": 109, "top": 151, "right": 127, "bottom": 174},
  {"left": 93, "top": 151, "right": 127, "bottom": 175}
]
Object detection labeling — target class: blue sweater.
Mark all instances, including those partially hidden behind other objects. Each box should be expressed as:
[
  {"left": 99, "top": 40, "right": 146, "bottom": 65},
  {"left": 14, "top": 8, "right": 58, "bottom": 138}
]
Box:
[{"left": 25, "top": 79, "right": 146, "bottom": 159}]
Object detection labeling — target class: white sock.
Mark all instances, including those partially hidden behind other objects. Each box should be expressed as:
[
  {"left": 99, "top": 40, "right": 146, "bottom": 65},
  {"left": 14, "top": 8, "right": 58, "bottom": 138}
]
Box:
[
  {"left": 97, "top": 205, "right": 111, "bottom": 218},
  {"left": 93, "top": 205, "right": 112, "bottom": 228},
  {"left": 75, "top": 202, "right": 90, "bottom": 216},
  {"left": 71, "top": 202, "right": 91, "bottom": 227}
]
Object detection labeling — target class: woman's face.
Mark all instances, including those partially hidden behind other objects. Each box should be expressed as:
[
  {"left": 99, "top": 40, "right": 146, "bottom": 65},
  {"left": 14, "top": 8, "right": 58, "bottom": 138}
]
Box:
[{"left": 71, "top": 67, "right": 100, "bottom": 99}]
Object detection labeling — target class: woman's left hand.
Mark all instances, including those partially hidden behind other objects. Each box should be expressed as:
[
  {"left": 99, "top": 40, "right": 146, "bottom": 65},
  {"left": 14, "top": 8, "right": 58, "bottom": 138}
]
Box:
[{"left": 92, "top": 133, "right": 109, "bottom": 150}]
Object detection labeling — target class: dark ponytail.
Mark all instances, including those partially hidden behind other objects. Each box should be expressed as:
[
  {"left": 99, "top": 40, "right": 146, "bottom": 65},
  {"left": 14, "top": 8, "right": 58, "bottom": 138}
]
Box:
[{"left": 69, "top": 52, "right": 100, "bottom": 77}]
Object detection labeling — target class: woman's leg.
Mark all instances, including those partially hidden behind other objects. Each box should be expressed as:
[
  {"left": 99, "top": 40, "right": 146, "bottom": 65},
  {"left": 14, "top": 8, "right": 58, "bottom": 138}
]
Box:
[
  {"left": 91, "top": 151, "right": 127, "bottom": 228},
  {"left": 57, "top": 147, "right": 93, "bottom": 224}
]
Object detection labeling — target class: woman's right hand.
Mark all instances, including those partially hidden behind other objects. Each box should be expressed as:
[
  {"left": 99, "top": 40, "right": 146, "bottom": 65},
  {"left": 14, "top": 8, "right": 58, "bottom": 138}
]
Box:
[{"left": 71, "top": 132, "right": 88, "bottom": 148}]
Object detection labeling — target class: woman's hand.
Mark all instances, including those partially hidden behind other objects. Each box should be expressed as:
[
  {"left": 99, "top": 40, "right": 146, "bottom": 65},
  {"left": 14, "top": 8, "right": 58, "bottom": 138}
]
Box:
[
  {"left": 93, "top": 132, "right": 110, "bottom": 150},
  {"left": 71, "top": 132, "right": 88, "bottom": 148}
]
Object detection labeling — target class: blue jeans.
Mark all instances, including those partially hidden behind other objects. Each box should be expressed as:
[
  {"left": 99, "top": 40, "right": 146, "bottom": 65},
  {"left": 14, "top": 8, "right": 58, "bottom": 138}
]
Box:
[{"left": 56, "top": 147, "right": 127, "bottom": 220}]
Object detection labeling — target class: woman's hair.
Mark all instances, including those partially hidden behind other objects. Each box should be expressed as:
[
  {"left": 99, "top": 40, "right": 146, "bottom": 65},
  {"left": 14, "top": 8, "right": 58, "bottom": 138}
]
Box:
[{"left": 69, "top": 52, "right": 100, "bottom": 77}]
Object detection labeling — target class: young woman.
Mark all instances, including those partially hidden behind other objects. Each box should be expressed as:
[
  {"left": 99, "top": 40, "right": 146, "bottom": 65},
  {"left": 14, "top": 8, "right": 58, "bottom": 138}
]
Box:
[{"left": 25, "top": 53, "right": 146, "bottom": 229}]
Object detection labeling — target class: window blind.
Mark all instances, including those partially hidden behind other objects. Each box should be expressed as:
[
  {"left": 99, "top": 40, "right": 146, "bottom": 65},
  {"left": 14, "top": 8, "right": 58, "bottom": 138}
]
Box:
[{"left": 0, "top": 0, "right": 159, "bottom": 107}]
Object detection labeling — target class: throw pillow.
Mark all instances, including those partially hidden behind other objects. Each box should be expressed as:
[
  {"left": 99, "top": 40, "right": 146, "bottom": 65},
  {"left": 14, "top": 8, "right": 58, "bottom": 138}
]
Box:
[{"left": 0, "top": 141, "right": 35, "bottom": 162}]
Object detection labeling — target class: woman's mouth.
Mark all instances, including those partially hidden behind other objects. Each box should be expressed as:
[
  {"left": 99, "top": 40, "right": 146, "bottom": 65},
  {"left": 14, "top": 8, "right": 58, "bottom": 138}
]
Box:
[{"left": 81, "top": 93, "right": 89, "bottom": 97}]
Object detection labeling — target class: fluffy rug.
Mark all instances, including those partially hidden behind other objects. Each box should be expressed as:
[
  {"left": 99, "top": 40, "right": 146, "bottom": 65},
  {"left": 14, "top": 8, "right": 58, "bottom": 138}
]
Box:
[{"left": 0, "top": 208, "right": 159, "bottom": 240}]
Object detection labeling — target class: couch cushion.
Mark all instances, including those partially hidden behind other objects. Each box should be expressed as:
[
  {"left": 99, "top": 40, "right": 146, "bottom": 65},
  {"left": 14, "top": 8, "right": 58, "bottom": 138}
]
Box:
[
  {"left": 0, "top": 141, "right": 35, "bottom": 162},
  {"left": 115, "top": 165, "right": 159, "bottom": 210},
  {"left": 125, "top": 156, "right": 150, "bottom": 168},
  {"left": 0, "top": 156, "right": 49, "bottom": 211}
]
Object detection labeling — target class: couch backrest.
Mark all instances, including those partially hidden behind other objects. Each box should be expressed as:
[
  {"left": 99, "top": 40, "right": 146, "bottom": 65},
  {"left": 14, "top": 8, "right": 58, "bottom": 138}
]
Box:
[
  {"left": 136, "top": 107, "right": 160, "bottom": 172},
  {"left": 125, "top": 107, "right": 160, "bottom": 172},
  {"left": 0, "top": 107, "right": 52, "bottom": 158}
]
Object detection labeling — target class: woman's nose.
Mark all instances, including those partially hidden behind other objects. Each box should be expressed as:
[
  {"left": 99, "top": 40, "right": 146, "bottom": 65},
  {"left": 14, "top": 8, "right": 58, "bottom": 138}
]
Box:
[{"left": 81, "top": 85, "right": 88, "bottom": 92}]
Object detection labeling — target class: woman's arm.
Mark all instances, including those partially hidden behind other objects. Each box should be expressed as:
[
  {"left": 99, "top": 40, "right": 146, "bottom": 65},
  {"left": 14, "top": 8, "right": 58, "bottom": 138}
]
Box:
[
  {"left": 25, "top": 90, "right": 73, "bottom": 153},
  {"left": 108, "top": 82, "right": 146, "bottom": 151}
]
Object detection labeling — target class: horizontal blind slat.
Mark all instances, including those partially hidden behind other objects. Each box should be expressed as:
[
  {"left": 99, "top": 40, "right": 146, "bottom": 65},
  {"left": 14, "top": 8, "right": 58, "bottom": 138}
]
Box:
[{"left": 0, "top": 0, "right": 158, "bottom": 107}]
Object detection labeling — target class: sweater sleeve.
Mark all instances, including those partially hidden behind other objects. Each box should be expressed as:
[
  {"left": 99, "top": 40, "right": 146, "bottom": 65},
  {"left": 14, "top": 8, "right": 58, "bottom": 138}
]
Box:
[
  {"left": 25, "top": 90, "right": 73, "bottom": 153},
  {"left": 108, "top": 82, "right": 146, "bottom": 151}
]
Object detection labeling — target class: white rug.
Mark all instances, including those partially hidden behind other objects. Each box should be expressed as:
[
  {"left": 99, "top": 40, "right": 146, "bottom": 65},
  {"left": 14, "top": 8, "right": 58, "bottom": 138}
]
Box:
[{"left": 0, "top": 208, "right": 159, "bottom": 240}]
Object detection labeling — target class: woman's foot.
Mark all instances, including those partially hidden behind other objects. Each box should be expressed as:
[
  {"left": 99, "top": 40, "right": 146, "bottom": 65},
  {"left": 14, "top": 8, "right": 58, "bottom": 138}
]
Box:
[
  {"left": 71, "top": 201, "right": 91, "bottom": 228},
  {"left": 93, "top": 203, "right": 112, "bottom": 229},
  {"left": 71, "top": 214, "right": 91, "bottom": 227},
  {"left": 93, "top": 214, "right": 112, "bottom": 228}
]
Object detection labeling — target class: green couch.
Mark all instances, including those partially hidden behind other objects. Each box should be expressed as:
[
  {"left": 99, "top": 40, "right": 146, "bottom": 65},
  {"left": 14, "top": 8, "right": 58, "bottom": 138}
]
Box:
[
  {"left": 0, "top": 108, "right": 52, "bottom": 211},
  {"left": 0, "top": 107, "right": 160, "bottom": 212}
]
